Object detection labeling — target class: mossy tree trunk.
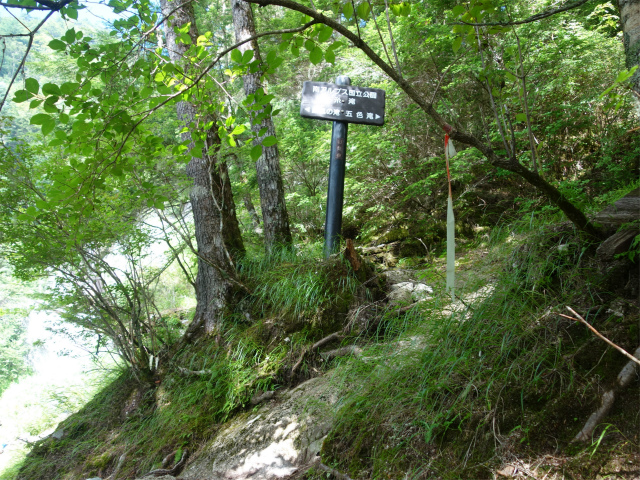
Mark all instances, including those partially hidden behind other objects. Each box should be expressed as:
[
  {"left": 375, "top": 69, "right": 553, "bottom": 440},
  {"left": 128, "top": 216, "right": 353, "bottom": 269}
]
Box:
[{"left": 160, "top": 0, "right": 245, "bottom": 336}]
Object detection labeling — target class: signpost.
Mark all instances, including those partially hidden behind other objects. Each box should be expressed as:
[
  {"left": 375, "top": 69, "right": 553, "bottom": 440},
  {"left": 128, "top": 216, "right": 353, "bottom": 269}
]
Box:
[{"left": 300, "top": 76, "right": 386, "bottom": 257}]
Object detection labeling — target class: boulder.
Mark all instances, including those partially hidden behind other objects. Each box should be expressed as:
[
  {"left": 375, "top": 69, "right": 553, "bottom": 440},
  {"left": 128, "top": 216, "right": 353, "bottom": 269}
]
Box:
[
  {"left": 180, "top": 376, "right": 340, "bottom": 480},
  {"left": 388, "top": 282, "right": 433, "bottom": 305}
]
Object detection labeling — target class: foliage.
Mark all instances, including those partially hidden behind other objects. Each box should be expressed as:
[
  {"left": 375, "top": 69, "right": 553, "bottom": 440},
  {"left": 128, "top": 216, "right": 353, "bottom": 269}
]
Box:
[{"left": 322, "top": 219, "right": 639, "bottom": 478}]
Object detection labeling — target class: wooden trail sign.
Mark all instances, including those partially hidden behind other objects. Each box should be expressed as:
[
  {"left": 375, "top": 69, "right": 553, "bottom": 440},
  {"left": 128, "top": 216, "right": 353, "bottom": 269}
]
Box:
[{"left": 299, "top": 77, "right": 386, "bottom": 257}]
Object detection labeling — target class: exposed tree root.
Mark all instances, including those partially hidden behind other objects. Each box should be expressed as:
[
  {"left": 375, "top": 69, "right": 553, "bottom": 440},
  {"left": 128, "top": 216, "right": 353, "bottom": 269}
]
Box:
[
  {"left": 105, "top": 452, "right": 127, "bottom": 480},
  {"left": 573, "top": 344, "right": 640, "bottom": 442},
  {"left": 290, "top": 331, "right": 343, "bottom": 376},
  {"left": 142, "top": 448, "right": 189, "bottom": 477}
]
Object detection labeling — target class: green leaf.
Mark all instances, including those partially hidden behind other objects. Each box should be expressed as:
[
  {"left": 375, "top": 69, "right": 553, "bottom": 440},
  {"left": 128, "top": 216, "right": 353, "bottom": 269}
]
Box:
[
  {"left": 25, "top": 78, "right": 39, "bottom": 94},
  {"left": 42, "top": 83, "right": 61, "bottom": 96},
  {"left": 318, "top": 26, "right": 333, "bottom": 42},
  {"left": 65, "top": 6, "right": 78, "bottom": 19},
  {"left": 304, "top": 39, "right": 315, "bottom": 51},
  {"left": 242, "top": 50, "right": 254, "bottom": 64},
  {"left": 232, "top": 124, "right": 246, "bottom": 135},
  {"left": 140, "top": 86, "right": 153, "bottom": 98},
  {"left": 29, "top": 99, "right": 43, "bottom": 109},
  {"left": 343, "top": 2, "right": 353, "bottom": 19},
  {"left": 291, "top": 46, "right": 300, "bottom": 57},
  {"left": 356, "top": 2, "right": 370, "bottom": 20},
  {"left": 30, "top": 114, "right": 52, "bottom": 126},
  {"left": 451, "top": 5, "right": 465, "bottom": 16},
  {"left": 49, "top": 39, "right": 67, "bottom": 51},
  {"left": 325, "top": 49, "right": 335, "bottom": 64},
  {"left": 60, "top": 82, "right": 80, "bottom": 95},
  {"left": 262, "top": 135, "right": 277, "bottom": 147},
  {"left": 250, "top": 145, "right": 263, "bottom": 161},
  {"left": 64, "top": 28, "right": 76, "bottom": 44},
  {"left": 515, "top": 113, "right": 528, "bottom": 122},
  {"left": 43, "top": 102, "right": 59, "bottom": 114},
  {"left": 41, "top": 117, "right": 55, "bottom": 136},
  {"left": 452, "top": 37, "right": 462, "bottom": 53},
  {"left": 228, "top": 135, "right": 236, "bottom": 147},
  {"left": 309, "top": 46, "right": 323, "bottom": 65},
  {"left": 230, "top": 49, "right": 242, "bottom": 63},
  {"left": 13, "top": 90, "right": 32, "bottom": 103}
]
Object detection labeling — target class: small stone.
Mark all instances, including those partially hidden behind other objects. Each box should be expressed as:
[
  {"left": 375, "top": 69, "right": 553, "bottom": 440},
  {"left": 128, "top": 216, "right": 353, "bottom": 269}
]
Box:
[{"left": 496, "top": 465, "right": 516, "bottom": 477}]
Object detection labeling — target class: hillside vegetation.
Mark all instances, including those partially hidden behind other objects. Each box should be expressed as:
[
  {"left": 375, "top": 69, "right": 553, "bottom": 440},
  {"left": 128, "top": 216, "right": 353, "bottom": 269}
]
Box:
[{"left": 0, "top": 0, "right": 638, "bottom": 478}]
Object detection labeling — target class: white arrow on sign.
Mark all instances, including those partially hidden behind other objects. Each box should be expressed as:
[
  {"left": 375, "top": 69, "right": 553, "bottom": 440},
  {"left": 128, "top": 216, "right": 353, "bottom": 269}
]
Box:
[{"left": 375, "top": 114, "right": 380, "bottom": 119}]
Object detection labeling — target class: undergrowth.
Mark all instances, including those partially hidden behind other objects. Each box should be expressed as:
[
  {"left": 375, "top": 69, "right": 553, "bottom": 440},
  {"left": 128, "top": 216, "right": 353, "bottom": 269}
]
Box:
[
  {"left": 16, "top": 243, "right": 366, "bottom": 480},
  {"left": 322, "top": 219, "right": 639, "bottom": 479},
  {"left": 14, "top": 224, "right": 639, "bottom": 480}
]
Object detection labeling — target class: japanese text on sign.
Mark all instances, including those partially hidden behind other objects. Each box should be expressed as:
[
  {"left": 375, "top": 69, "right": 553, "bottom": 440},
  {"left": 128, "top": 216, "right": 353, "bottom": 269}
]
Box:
[{"left": 300, "top": 81, "right": 386, "bottom": 126}]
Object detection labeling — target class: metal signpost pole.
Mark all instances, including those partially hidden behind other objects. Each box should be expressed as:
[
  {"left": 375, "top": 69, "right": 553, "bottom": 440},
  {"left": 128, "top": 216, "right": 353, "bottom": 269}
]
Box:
[
  {"left": 299, "top": 76, "right": 385, "bottom": 257},
  {"left": 323, "top": 75, "right": 351, "bottom": 257}
]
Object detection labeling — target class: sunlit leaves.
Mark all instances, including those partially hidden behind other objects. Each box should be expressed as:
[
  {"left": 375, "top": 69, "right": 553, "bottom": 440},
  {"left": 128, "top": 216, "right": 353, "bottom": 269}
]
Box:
[{"left": 389, "top": 2, "right": 410, "bottom": 17}]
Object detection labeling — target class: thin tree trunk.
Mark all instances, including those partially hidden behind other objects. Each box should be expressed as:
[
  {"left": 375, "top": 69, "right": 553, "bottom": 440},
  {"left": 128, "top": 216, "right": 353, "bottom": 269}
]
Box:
[
  {"left": 231, "top": 0, "right": 292, "bottom": 251},
  {"left": 619, "top": 0, "right": 640, "bottom": 98},
  {"left": 160, "top": 0, "right": 244, "bottom": 336},
  {"left": 244, "top": 194, "right": 262, "bottom": 231}
]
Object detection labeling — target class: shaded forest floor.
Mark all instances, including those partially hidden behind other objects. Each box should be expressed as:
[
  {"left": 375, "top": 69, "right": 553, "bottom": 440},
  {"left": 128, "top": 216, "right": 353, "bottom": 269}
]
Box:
[{"left": 13, "top": 215, "right": 640, "bottom": 480}]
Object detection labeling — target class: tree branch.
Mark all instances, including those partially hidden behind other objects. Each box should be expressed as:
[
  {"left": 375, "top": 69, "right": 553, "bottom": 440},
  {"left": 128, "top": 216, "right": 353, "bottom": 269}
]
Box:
[
  {"left": 0, "top": 2, "right": 50, "bottom": 10},
  {"left": 560, "top": 307, "right": 640, "bottom": 367},
  {"left": 456, "top": 0, "right": 590, "bottom": 27}
]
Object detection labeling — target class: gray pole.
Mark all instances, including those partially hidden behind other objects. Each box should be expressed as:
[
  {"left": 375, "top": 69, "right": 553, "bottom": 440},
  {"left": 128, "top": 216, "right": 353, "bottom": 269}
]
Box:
[{"left": 323, "top": 75, "right": 351, "bottom": 258}]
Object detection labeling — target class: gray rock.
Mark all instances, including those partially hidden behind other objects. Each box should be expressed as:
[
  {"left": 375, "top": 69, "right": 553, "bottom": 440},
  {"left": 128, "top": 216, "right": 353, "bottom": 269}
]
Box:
[
  {"left": 181, "top": 376, "right": 340, "bottom": 480},
  {"left": 388, "top": 281, "right": 433, "bottom": 305},
  {"left": 51, "top": 428, "right": 64, "bottom": 440}
]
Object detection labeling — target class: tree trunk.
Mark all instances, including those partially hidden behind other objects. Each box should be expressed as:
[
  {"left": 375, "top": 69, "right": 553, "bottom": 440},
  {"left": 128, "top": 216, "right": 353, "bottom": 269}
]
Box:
[
  {"left": 619, "top": 0, "right": 640, "bottom": 97},
  {"left": 231, "top": 0, "right": 292, "bottom": 251},
  {"left": 160, "top": 0, "right": 244, "bottom": 336}
]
